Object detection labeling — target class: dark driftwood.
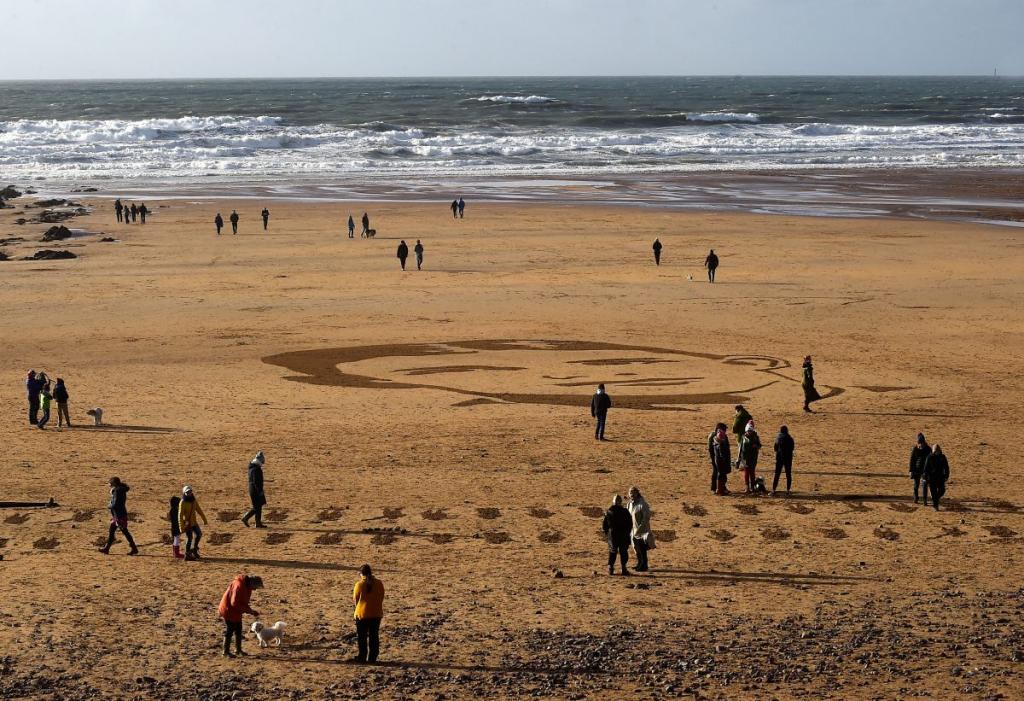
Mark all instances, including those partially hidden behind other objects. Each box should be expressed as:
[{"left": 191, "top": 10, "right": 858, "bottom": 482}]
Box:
[{"left": 0, "top": 498, "right": 57, "bottom": 508}]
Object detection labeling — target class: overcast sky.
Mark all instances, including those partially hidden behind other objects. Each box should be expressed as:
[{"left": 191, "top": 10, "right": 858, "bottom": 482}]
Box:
[{"left": 2, "top": 0, "right": 1022, "bottom": 79}]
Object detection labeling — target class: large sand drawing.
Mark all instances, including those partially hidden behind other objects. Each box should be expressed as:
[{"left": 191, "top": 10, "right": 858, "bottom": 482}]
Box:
[{"left": 263, "top": 340, "right": 842, "bottom": 411}]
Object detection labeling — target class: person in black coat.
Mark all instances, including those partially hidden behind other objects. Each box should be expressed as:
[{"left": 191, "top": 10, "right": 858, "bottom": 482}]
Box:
[
  {"left": 241, "top": 451, "right": 267, "bottom": 528},
  {"left": 130, "top": 203, "right": 138, "bottom": 223},
  {"left": 707, "top": 422, "right": 727, "bottom": 493},
  {"left": 705, "top": 249, "right": 719, "bottom": 282},
  {"left": 53, "top": 377, "right": 71, "bottom": 428},
  {"left": 361, "top": 212, "right": 370, "bottom": 237},
  {"left": 138, "top": 203, "right": 148, "bottom": 224},
  {"left": 772, "top": 425, "right": 795, "bottom": 494},
  {"left": 450, "top": 199, "right": 458, "bottom": 219},
  {"left": 909, "top": 433, "right": 932, "bottom": 505},
  {"left": 215, "top": 213, "right": 224, "bottom": 235},
  {"left": 602, "top": 494, "right": 633, "bottom": 575},
  {"left": 230, "top": 210, "right": 239, "bottom": 234},
  {"left": 924, "top": 445, "right": 950, "bottom": 511},
  {"left": 114, "top": 198, "right": 123, "bottom": 222},
  {"left": 397, "top": 241, "right": 409, "bottom": 270},
  {"left": 261, "top": 208, "right": 270, "bottom": 230},
  {"left": 26, "top": 370, "right": 44, "bottom": 425},
  {"left": 590, "top": 384, "right": 612, "bottom": 440},
  {"left": 712, "top": 427, "right": 732, "bottom": 495},
  {"left": 100, "top": 477, "right": 138, "bottom": 555},
  {"left": 652, "top": 238, "right": 662, "bottom": 266}
]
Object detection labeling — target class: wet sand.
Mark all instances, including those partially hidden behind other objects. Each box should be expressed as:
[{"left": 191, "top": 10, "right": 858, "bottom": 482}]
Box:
[{"left": 1, "top": 196, "right": 1023, "bottom": 700}]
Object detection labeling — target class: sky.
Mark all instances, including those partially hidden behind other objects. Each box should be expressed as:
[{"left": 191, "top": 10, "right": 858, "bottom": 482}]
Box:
[{"left": 1, "top": 0, "right": 1022, "bottom": 79}]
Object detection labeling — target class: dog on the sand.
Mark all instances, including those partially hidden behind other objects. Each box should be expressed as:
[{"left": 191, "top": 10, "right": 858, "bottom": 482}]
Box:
[
  {"left": 250, "top": 620, "right": 286, "bottom": 647},
  {"left": 365, "top": 228, "right": 376, "bottom": 238},
  {"left": 85, "top": 407, "right": 103, "bottom": 426}
]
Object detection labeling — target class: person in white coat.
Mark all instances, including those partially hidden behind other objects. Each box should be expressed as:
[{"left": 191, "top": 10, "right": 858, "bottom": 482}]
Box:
[{"left": 627, "top": 486, "right": 655, "bottom": 572}]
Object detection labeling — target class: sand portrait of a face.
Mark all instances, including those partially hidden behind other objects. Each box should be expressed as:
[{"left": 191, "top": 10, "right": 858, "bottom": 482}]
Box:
[{"left": 263, "top": 340, "right": 838, "bottom": 410}]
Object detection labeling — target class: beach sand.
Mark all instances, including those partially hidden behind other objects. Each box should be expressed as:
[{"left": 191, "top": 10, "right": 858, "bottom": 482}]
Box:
[{"left": 1, "top": 197, "right": 1022, "bottom": 699}]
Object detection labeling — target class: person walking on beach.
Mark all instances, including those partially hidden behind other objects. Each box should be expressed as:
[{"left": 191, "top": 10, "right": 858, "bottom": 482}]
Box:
[
  {"left": 36, "top": 379, "right": 52, "bottom": 429},
  {"left": 731, "top": 404, "right": 752, "bottom": 448},
  {"left": 99, "top": 477, "right": 138, "bottom": 555},
  {"left": 26, "top": 370, "right": 44, "bottom": 426},
  {"left": 602, "top": 494, "right": 632, "bottom": 576},
  {"left": 348, "top": 214, "right": 355, "bottom": 238},
  {"left": 114, "top": 199, "right": 123, "bottom": 223},
  {"left": 352, "top": 564, "right": 384, "bottom": 664},
  {"left": 138, "top": 203, "right": 148, "bottom": 224},
  {"left": 909, "top": 433, "right": 932, "bottom": 505},
  {"left": 713, "top": 427, "right": 732, "bottom": 495},
  {"left": 802, "top": 355, "right": 822, "bottom": 412},
  {"left": 705, "top": 249, "right": 719, "bottom": 282},
  {"left": 178, "top": 485, "right": 208, "bottom": 560},
  {"left": 241, "top": 451, "right": 267, "bottom": 528},
  {"left": 230, "top": 210, "right": 239, "bottom": 235},
  {"left": 397, "top": 240, "right": 409, "bottom": 270},
  {"left": 707, "top": 422, "right": 727, "bottom": 493},
  {"left": 218, "top": 574, "right": 263, "bottom": 657},
  {"left": 457, "top": 197, "right": 465, "bottom": 219},
  {"left": 261, "top": 207, "right": 270, "bottom": 230},
  {"left": 169, "top": 495, "right": 183, "bottom": 558},
  {"left": 414, "top": 240, "right": 424, "bottom": 270},
  {"left": 215, "top": 213, "right": 224, "bottom": 235},
  {"left": 652, "top": 238, "right": 662, "bottom": 266},
  {"left": 53, "top": 377, "right": 71, "bottom": 428},
  {"left": 361, "top": 212, "right": 370, "bottom": 237},
  {"left": 924, "top": 445, "right": 950, "bottom": 511},
  {"left": 129, "top": 203, "right": 138, "bottom": 223},
  {"left": 737, "top": 420, "right": 762, "bottom": 493},
  {"left": 627, "top": 486, "right": 654, "bottom": 572},
  {"left": 590, "top": 383, "right": 612, "bottom": 440},
  {"left": 772, "top": 425, "right": 795, "bottom": 495},
  {"left": 450, "top": 199, "right": 458, "bottom": 219}
]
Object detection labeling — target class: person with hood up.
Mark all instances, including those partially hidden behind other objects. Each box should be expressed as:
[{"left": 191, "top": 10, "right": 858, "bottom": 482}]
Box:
[
  {"left": 590, "top": 383, "right": 612, "bottom": 440},
  {"left": 909, "top": 433, "right": 932, "bottom": 505},
  {"left": 53, "top": 377, "right": 71, "bottom": 428},
  {"left": 602, "top": 494, "right": 633, "bottom": 576},
  {"left": 218, "top": 574, "right": 263, "bottom": 657},
  {"left": 652, "top": 238, "right": 662, "bottom": 266},
  {"left": 178, "top": 485, "right": 208, "bottom": 560},
  {"left": 924, "top": 445, "right": 950, "bottom": 511},
  {"left": 707, "top": 422, "right": 728, "bottom": 493},
  {"left": 627, "top": 486, "right": 654, "bottom": 572},
  {"left": 361, "top": 212, "right": 370, "bottom": 237},
  {"left": 802, "top": 355, "right": 822, "bottom": 412},
  {"left": 713, "top": 427, "right": 732, "bottom": 495},
  {"left": 737, "top": 420, "right": 762, "bottom": 493},
  {"left": 772, "top": 425, "right": 795, "bottom": 494},
  {"left": 261, "top": 207, "right": 270, "bottom": 230},
  {"left": 215, "top": 213, "right": 224, "bottom": 235},
  {"left": 397, "top": 240, "right": 409, "bottom": 270},
  {"left": 99, "top": 477, "right": 138, "bottom": 555},
  {"left": 138, "top": 203, "right": 148, "bottom": 224},
  {"left": 229, "top": 210, "right": 239, "bottom": 234},
  {"left": 731, "top": 404, "right": 752, "bottom": 447},
  {"left": 26, "top": 370, "right": 44, "bottom": 425},
  {"left": 114, "top": 198, "right": 123, "bottom": 222},
  {"left": 414, "top": 240, "right": 424, "bottom": 270},
  {"left": 348, "top": 214, "right": 355, "bottom": 238},
  {"left": 169, "top": 495, "right": 183, "bottom": 558},
  {"left": 241, "top": 451, "right": 267, "bottom": 528},
  {"left": 705, "top": 249, "right": 719, "bottom": 282},
  {"left": 37, "top": 380, "right": 52, "bottom": 429},
  {"left": 352, "top": 564, "right": 385, "bottom": 663}
]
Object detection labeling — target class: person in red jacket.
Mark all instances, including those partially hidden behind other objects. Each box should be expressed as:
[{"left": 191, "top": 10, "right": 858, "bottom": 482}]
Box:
[{"left": 218, "top": 574, "right": 263, "bottom": 657}]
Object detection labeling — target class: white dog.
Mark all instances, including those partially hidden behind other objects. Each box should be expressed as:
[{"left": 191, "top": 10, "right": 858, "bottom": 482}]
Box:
[
  {"left": 85, "top": 407, "right": 103, "bottom": 426},
  {"left": 250, "top": 620, "right": 286, "bottom": 647}
]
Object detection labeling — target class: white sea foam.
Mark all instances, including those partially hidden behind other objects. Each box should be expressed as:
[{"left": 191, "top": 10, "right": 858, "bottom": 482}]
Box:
[
  {"left": 685, "top": 112, "right": 760, "bottom": 123},
  {"left": 474, "top": 95, "right": 558, "bottom": 104}
]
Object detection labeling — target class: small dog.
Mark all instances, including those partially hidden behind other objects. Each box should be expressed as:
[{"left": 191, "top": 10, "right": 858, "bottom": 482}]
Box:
[
  {"left": 752, "top": 476, "right": 768, "bottom": 494},
  {"left": 365, "top": 228, "right": 376, "bottom": 238},
  {"left": 250, "top": 620, "right": 286, "bottom": 647},
  {"left": 85, "top": 407, "right": 104, "bottom": 426}
]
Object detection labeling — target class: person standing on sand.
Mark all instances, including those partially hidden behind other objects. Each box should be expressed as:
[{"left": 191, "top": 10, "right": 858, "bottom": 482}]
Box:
[
  {"left": 178, "top": 485, "right": 208, "bottom": 560},
  {"left": 705, "top": 249, "right": 719, "bottom": 282},
  {"left": 130, "top": 203, "right": 138, "bottom": 223},
  {"left": 737, "top": 420, "right": 762, "bottom": 493},
  {"left": 114, "top": 199, "right": 123, "bottom": 222},
  {"left": 602, "top": 494, "right": 632, "bottom": 576},
  {"left": 627, "top": 486, "right": 654, "bottom": 572},
  {"left": 361, "top": 212, "right": 370, "bottom": 237},
  {"left": 215, "top": 213, "right": 224, "bottom": 235},
  {"left": 414, "top": 240, "right": 424, "bottom": 270},
  {"left": 36, "top": 380, "right": 52, "bottom": 429},
  {"left": 99, "top": 477, "right": 138, "bottom": 555},
  {"left": 241, "top": 451, "right": 267, "bottom": 528},
  {"left": 138, "top": 203, "right": 148, "bottom": 224},
  {"left": 802, "top": 355, "right": 822, "bottom": 412},
  {"left": 230, "top": 210, "right": 239, "bottom": 235},
  {"left": 53, "top": 377, "right": 71, "bottom": 428},
  {"left": 731, "top": 404, "right": 752, "bottom": 448},
  {"left": 26, "top": 370, "right": 44, "bottom": 425},
  {"left": 352, "top": 564, "right": 385, "bottom": 664},
  {"left": 450, "top": 199, "right": 458, "bottom": 219},
  {"left": 707, "top": 422, "right": 727, "bottom": 493},
  {"left": 772, "top": 425, "right": 795, "bottom": 495},
  {"left": 458, "top": 197, "right": 465, "bottom": 219},
  {"left": 909, "top": 433, "right": 932, "bottom": 505},
  {"left": 169, "top": 495, "right": 183, "bottom": 558},
  {"left": 348, "top": 214, "right": 355, "bottom": 238},
  {"left": 261, "top": 207, "right": 270, "bottom": 230},
  {"left": 397, "top": 240, "right": 409, "bottom": 270},
  {"left": 218, "top": 574, "right": 263, "bottom": 657},
  {"left": 924, "top": 445, "right": 950, "bottom": 511},
  {"left": 653, "top": 238, "right": 662, "bottom": 266},
  {"left": 590, "top": 383, "right": 612, "bottom": 440},
  {"left": 713, "top": 427, "right": 732, "bottom": 495}
]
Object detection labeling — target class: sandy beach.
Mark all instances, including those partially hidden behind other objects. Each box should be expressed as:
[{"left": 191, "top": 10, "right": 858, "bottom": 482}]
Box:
[{"left": 1, "top": 195, "right": 1023, "bottom": 700}]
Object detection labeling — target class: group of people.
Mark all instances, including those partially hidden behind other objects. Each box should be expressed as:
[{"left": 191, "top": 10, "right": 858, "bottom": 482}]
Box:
[
  {"left": 449, "top": 197, "right": 466, "bottom": 219},
  {"left": 909, "top": 433, "right": 951, "bottom": 510},
  {"left": 214, "top": 210, "right": 242, "bottom": 235},
  {"left": 396, "top": 240, "right": 425, "bottom": 270},
  {"left": 25, "top": 370, "right": 71, "bottom": 429},
  {"left": 113, "top": 199, "right": 149, "bottom": 224},
  {"left": 707, "top": 405, "right": 795, "bottom": 496},
  {"left": 602, "top": 486, "right": 654, "bottom": 575}
]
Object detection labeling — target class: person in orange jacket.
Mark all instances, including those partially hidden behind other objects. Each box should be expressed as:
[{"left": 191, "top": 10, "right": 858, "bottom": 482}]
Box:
[
  {"left": 218, "top": 574, "right": 263, "bottom": 657},
  {"left": 352, "top": 564, "right": 385, "bottom": 663}
]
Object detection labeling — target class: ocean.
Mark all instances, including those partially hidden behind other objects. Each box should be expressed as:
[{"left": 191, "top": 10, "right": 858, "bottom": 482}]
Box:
[{"left": 1, "top": 76, "right": 1023, "bottom": 187}]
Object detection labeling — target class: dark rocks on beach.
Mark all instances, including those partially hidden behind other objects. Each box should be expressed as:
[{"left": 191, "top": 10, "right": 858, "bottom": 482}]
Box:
[
  {"left": 0, "top": 251, "right": 9, "bottom": 262},
  {"left": 41, "top": 225, "right": 73, "bottom": 242},
  {"left": 34, "top": 198, "right": 70, "bottom": 207},
  {"left": 99, "top": 236, "right": 116, "bottom": 242},
  {"left": 38, "top": 209, "right": 78, "bottom": 224},
  {"left": 24, "top": 249, "right": 77, "bottom": 260},
  {"left": 0, "top": 186, "right": 22, "bottom": 199},
  {"left": 15, "top": 218, "right": 27, "bottom": 225}
]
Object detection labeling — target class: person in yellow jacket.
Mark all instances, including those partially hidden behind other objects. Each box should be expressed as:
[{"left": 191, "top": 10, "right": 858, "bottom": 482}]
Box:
[
  {"left": 178, "top": 485, "right": 208, "bottom": 561},
  {"left": 351, "top": 564, "right": 385, "bottom": 663}
]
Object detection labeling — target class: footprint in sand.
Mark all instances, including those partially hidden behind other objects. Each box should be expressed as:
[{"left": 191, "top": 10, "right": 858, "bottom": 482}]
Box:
[
  {"left": 822, "top": 528, "right": 848, "bottom": 540},
  {"left": 538, "top": 531, "right": 563, "bottom": 543},
  {"left": 371, "top": 533, "right": 396, "bottom": 546},
  {"left": 0, "top": 537, "right": 9, "bottom": 548},
  {"left": 983, "top": 525, "right": 1018, "bottom": 539},
  {"left": 4, "top": 513, "right": 30, "bottom": 525},
  {"left": 207, "top": 533, "right": 234, "bottom": 546},
  {"left": 314, "top": 532, "right": 344, "bottom": 545},
  {"left": 265, "top": 532, "right": 292, "bottom": 545},
  {"left": 733, "top": 504, "right": 760, "bottom": 516},
  {"left": 482, "top": 531, "right": 511, "bottom": 544},
  {"left": 843, "top": 501, "right": 872, "bottom": 513},
  {"left": 217, "top": 510, "right": 240, "bottom": 523},
  {"left": 874, "top": 526, "right": 900, "bottom": 541},
  {"left": 937, "top": 526, "right": 967, "bottom": 538},
  {"left": 72, "top": 510, "right": 97, "bottom": 523},
  {"left": 161, "top": 533, "right": 174, "bottom": 545},
  {"left": 33, "top": 537, "right": 59, "bottom": 550},
  {"left": 431, "top": 534, "right": 454, "bottom": 545},
  {"left": 888, "top": 503, "right": 918, "bottom": 513},
  {"left": 382, "top": 507, "right": 404, "bottom": 520},
  {"left": 477, "top": 507, "right": 501, "bottom": 520},
  {"left": 528, "top": 507, "right": 554, "bottom": 519},
  {"left": 263, "top": 509, "right": 289, "bottom": 523},
  {"left": 652, "top": 530, "right": 677, "bottom": 543},
  {"left": 317, "top": 507, "right": 345, "bottom": 522},
  {"left": 762, "top": 526, "right": 791, "bottom": 541},
  {"left": 421, "top": 509, "right": 448, "bottom": 521},
  {"left": 786, "top": 503, "right": 814, "bottom": 515},
  {"left": 579, "top": 506, "right": 603, "bottom": 518},
  {"left": 709, "top": 529, "right": 736, "bottom": 542},
  {"left": 683, "top": 504, "right": 708, "bottom": 517},
  {"left": 93, "top": 535, "right": 112, "bottom": 547}
]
